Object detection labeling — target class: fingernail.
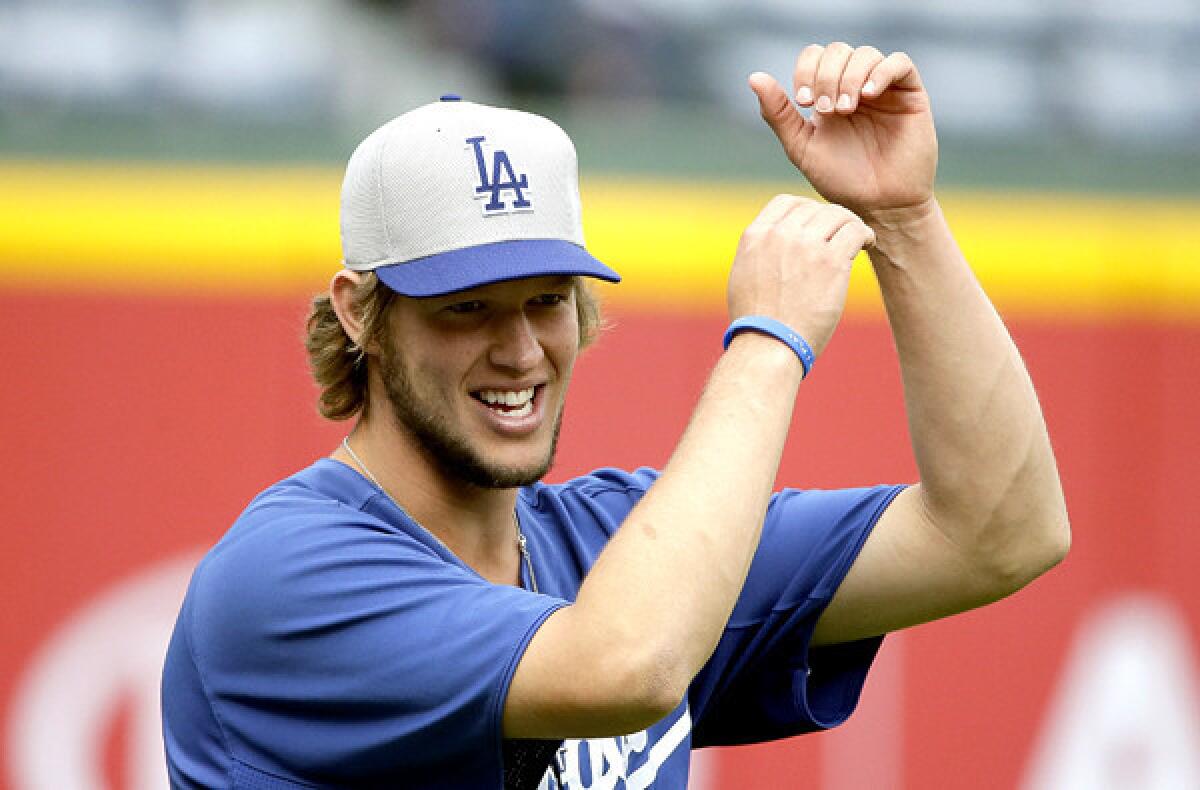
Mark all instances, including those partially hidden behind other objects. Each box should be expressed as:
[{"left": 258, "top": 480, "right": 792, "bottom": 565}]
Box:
[
  {"left": 863, "top": 80, "right": 877, "bottom": 95},
  {"left": 836, "top": 93, "right": 852, "bottom": 110},
  {"left": 815, "top": 95, "right": 833, "bottom": 113},
  {"left": 797, "top": 86, "right": 813, "bottom": 104}
]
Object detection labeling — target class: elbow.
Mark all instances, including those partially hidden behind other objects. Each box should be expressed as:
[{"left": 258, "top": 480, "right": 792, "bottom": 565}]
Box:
[
  {"left": 526, "top": 607, "right": 690, "bottom": 737},
  {"left": 1021, "top": 515, "right": 1071, "bottom": 585},
  {"left": 933, "top": 460, "right": 1071, "bottom": 597},
  {"left": 558, "top": 630, "right": 689, "bottom": 736},
  {"left": 1028, "top": 495, "right": 1072, "bottom": 575},
  {"left": 508, "top": 609, "right": 688, "bottom": 739},
  {"left": 601, "top": 645, "right": 690, "bottom": 732},
  {"left": 562, "top": 665, "right": 683, "bottom": 737},
  {"left": 1046, "top": 513, "right": 1072, "bottom": 567},
  {"left": 983, "top": 509, "right": 1071, "bottom": 597},
  {"left": 620, "top": 687, "right": 685, "bottom": 734}
]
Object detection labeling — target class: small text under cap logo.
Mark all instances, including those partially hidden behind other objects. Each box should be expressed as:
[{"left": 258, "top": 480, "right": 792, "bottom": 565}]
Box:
[{"left": 466, "top": 136, "right": 532, "bottom": 215}]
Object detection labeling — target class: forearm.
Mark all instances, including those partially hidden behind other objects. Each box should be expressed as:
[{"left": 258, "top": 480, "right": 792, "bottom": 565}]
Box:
[
  {"left": 573, "top": 196, "right": 869, "bottom": 696},
  {"left": 576, "top": 334, "right": 803, "bottom": 693},
  {"left": 866, "top": 198, "right": 1069, "bottom": 580}
]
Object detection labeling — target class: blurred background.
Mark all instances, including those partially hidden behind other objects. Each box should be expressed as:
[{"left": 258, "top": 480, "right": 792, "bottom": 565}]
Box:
[{"left": 2, "top": 1, "right": 1199, "bottom": 788}]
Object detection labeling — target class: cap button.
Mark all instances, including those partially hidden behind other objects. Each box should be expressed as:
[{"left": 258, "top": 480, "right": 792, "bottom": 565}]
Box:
[{"left": 439, "top": 93, "right": 462, "bottom": 102}]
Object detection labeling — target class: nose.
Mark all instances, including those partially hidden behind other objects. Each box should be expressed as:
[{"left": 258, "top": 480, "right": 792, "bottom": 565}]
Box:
[{"left": 488, "top": 309, "right": 544, "bottom": 372}]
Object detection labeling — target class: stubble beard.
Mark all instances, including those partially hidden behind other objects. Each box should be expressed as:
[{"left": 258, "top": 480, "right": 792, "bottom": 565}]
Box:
[{"left": 377, "top": 342, "right": 562, "bottom": 489}]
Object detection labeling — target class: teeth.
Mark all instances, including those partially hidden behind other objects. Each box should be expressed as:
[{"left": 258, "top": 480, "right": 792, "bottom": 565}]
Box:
[{"left": 477, "top": 387, "right": 535, "bottom": 407}]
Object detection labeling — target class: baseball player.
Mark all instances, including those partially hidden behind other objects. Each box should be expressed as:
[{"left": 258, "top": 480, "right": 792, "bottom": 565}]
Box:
[{"left": 162, "top": 43, "right": 1069, "bottom": 789}]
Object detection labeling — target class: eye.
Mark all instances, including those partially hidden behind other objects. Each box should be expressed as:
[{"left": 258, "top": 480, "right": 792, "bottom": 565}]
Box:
[
  {"left": 530, "top": 293, "right": 568, "bottom": 307},
  {"left": 445, "top": 300, "right": 486, "bottom": 314}
]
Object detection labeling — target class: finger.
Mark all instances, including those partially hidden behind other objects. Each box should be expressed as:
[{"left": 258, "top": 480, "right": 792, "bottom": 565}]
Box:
[
  {"left": 792, "top": 44, "right": 824, "bottom": 107},
  {"left": 744, "top": 194, "right": 814, "bottom": 235},
  {"left": 748, "top": 72, "right": 813, "bottom": 162},
  {"left": 804, "top": 204, "right": 863, "bottom": 243},
  {"left": 749, "top": 72, "right": 806, "bottom": 140},
  {"left": 829, "top": 219, "right": 877, "bottom": 261},
  {"left": 770, "top": 196, "right": 825, "bottom": 233},
  {"left": 837, "top": 46, "right": 885, "bottom": 113},
  {"left": 864, "top": 51, "right": 922, "bottom": 98},
  {"left": 812, "top": 42, "right": 854, "bottom": 116}
]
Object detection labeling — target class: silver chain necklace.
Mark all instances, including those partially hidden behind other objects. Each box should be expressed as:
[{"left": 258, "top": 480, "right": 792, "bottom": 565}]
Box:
[{"left": 340, "top": 437, "right": 539, "bottom": 593}]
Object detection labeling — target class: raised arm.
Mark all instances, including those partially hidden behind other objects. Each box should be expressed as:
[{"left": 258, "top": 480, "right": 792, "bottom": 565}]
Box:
[
  {"left": 749, "top": 44, "right": 1070, "bottom": 646},
  {"left": 505, "top": 197, "right": 875, "bottom": 738}
]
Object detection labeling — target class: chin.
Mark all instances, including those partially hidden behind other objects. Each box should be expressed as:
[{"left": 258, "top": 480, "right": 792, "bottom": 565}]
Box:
[
  {"left": 474, "top": 450, "right": 556, "bottom": 488},
  {"left": 466, "top": 462, "right": 552, "bottom": 490}
]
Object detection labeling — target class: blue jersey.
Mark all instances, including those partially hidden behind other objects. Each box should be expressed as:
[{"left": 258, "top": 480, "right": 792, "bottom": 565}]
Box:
[{"left": 162, "top": 460, "right": 902, "bottom": 788}]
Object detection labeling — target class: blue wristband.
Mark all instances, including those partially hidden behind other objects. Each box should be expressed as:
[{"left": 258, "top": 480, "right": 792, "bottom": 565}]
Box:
[{"left": 722, "top": 315, "right": 815, "bottom": 377}]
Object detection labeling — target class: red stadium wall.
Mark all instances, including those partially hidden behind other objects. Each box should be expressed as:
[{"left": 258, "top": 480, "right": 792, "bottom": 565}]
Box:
[{"left": 2, "top": 166, "right": 1199, "bottom": 788}]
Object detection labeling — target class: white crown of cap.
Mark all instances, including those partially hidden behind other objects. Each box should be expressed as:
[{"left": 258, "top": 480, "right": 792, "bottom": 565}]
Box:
[{"left": 340, "top": 99, "right": 585, "bottom": 270}]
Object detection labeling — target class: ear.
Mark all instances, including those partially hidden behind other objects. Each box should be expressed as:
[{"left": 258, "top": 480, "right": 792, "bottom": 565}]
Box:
[{"left": 330, "top": 269, "right": 369, "bottom": 349}]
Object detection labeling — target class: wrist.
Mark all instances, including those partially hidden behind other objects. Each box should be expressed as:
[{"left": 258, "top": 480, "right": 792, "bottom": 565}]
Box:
[
  {"left": 861, "top": 196, "right": 940, "bottom": 235},
  {"left": 861, "top": 197, "right": 949, "bottom": 270},
  {"left": 723, "top": 316, "right": 815, "bottom": 378},
  {"left": 721, "top": 332, "right": 807, "bottom": 391}
]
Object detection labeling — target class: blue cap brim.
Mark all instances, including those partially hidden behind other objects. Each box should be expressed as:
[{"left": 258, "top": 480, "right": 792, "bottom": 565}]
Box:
[{"left": 373, "top": 239, "right": 621, "bottom": 297}]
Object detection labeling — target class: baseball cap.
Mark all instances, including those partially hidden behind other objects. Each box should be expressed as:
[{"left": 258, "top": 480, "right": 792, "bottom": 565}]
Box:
[{"left": 339, "top": 95, "right": 621, "bottom": 297}]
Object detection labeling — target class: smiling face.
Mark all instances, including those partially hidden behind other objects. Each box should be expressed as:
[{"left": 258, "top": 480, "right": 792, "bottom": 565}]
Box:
[{"left": 373, "top": 276, "right": 581, "bottom": 489}]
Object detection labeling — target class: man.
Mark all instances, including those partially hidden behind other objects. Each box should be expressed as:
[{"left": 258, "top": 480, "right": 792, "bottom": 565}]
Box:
[{"left": 162, "top": 43, "right": 1069, "bottom": 789}]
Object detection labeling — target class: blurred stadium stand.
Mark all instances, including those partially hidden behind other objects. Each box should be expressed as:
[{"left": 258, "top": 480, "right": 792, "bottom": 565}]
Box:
[{"left": 1, "top": 0, "right": 1198, "bottom": 191}]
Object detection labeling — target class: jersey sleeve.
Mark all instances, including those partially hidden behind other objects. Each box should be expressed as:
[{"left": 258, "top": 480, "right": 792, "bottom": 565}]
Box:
[
  {"left": 689, "top": 483, "right": 906, "bottom": 747},
  {"left": 175, "top": 501, "right": 566, "bottom": 786}
]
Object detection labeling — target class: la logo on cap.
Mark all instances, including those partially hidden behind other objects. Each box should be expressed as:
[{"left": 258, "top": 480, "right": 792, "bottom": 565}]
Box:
[{"left": 466, "top": 135, "right": 532, "bottom": 216}]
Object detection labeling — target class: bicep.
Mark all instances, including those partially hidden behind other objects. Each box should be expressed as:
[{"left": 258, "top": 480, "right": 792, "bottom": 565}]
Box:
[{"left": 811, "top": 484, "right": 1001, "bottom": 646}]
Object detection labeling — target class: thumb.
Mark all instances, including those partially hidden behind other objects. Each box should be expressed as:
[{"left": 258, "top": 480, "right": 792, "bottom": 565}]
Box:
[{"left": 748, "top": 72, "right": 810, "bottom": 164}]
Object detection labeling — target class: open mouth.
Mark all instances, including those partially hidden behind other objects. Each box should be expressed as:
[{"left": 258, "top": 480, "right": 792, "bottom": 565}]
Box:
[{"left": 470, "top": 385, "right": 539, "bottom": 419}]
